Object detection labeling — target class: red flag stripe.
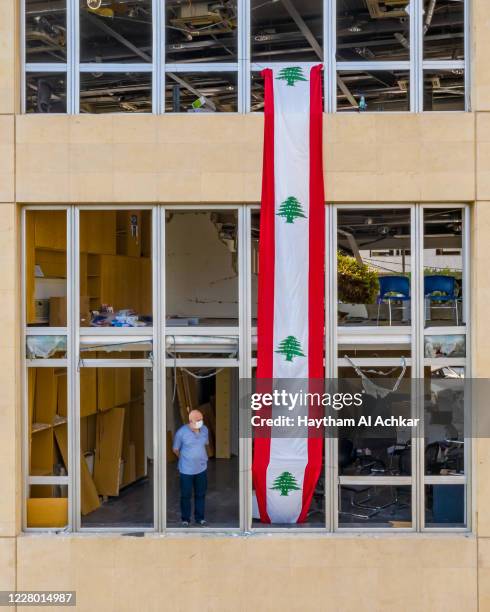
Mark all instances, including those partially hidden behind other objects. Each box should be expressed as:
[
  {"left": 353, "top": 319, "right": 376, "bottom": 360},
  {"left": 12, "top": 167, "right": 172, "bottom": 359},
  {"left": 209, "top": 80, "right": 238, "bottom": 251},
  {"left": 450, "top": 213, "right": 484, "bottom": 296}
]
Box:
[{"left": 252, "top": 68, "right": 275, "bottom": 524}]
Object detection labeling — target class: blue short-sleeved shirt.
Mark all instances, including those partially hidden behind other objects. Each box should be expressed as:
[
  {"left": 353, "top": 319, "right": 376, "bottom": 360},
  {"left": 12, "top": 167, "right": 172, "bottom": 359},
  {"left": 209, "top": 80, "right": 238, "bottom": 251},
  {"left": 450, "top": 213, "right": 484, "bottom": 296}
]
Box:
[{"left": 172, "top": 424, "right": 209, "bottom": 475}]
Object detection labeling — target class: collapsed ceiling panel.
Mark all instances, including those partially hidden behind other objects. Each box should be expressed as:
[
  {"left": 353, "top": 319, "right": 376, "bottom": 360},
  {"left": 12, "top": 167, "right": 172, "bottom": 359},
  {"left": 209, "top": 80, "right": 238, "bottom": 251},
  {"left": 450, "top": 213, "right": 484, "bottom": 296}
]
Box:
[
  {"left": 79, "top": 0, "right": 152, "bottom": 63},
  {"left": 80, "top": 71, "right": 152, "bottom": 112},
  {"left": 166, "top": 0, "right": 238, "bottom": 63},
  {"left": 251, "top": 0, "right": 323, "bottom": 62},
  {"left": 337, "top": 0, "right": 411, "bottom": 62},
  {"left": 26, "top": 0, "right": 67, "bottom": 63}
]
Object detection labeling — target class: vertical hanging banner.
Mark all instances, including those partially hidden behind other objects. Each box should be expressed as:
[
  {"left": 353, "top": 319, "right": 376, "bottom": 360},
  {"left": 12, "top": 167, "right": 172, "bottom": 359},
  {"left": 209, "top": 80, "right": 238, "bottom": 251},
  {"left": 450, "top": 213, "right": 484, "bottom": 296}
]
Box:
[{"left": 253, "top": 65, "right": 325, "bottom": 524}]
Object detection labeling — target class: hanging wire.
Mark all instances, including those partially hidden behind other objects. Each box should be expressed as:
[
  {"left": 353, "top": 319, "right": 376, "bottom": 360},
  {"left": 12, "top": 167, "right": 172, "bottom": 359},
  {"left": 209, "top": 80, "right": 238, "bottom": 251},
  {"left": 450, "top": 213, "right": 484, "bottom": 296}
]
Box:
[
  {"left": 344, "top": 355, "right": 407, "bottom": 398},
  {"left": 168, "top": 335, "right": 235, "bottom": 402}
]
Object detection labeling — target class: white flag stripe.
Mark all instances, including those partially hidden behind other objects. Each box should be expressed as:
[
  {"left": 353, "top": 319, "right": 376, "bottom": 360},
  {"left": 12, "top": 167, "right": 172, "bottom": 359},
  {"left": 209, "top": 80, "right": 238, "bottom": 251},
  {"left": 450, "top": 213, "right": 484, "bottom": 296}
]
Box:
[{"left": 266, "top": 67, "right": 311, "bottom": 523}]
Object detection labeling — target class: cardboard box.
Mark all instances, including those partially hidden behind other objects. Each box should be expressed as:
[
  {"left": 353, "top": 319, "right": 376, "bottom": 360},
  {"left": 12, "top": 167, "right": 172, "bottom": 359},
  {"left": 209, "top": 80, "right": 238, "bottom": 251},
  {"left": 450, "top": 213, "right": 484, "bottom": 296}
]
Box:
[
  {"left": 80, "top": 452, "right": 100, "bottom": 515},
  {"left": 80, "top": 368, "right": 97, "bottom": 417},
  {"left": 34, "top": 368, "right": 58, "bottom": 424},
  {"left": 115, "top": 368, "right": 131, "bottom": 406},
  {"left": 27, "top": 498, "right": 68, "bottom": 528},
  {"left": 57, "top": 371, "right": 67, "bottom": 418},
  {"left": 93, "top": 406, "right": 125, "bottom": 496},
  {"left": 49, "top": 296, "right": 67, "bottom": 327},
  {"left": 30, "top": 426, "right": 54, "bottom": 476},
  {"left": 97, "top": 369, "right": 115, "bottom": 412}
]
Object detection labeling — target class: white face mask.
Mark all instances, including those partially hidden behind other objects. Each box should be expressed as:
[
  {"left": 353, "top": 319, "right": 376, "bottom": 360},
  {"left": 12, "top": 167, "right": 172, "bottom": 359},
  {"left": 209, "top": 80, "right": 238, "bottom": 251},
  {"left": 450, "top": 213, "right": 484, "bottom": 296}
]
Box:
[{"left": 194, "top": 420, "right": 204, "bottom": 429}]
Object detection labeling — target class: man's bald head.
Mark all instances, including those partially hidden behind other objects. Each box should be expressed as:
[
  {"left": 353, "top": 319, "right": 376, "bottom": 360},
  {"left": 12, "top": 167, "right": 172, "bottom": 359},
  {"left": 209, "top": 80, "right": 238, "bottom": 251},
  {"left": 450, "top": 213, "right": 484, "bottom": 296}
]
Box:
[{"left": 188, "top": 409, "right": 204, "bottom": 431}]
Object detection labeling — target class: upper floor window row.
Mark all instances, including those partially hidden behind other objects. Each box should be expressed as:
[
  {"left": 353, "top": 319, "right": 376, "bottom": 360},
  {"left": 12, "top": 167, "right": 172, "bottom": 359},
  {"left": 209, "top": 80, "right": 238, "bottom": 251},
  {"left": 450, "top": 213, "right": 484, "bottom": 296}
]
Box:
[{"left": 24, "top": 0, "right": 468, "bottom": 113}]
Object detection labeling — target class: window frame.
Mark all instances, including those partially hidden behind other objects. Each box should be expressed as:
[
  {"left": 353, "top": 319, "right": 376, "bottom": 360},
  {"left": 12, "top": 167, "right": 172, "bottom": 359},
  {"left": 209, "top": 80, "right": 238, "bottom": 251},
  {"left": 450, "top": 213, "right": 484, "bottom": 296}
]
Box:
[
  {"left": 21, "top": 0, "right": 470, "bottom": 113},
  {"left": 21, "top": 203, "right": 472, "bottom": 533}
]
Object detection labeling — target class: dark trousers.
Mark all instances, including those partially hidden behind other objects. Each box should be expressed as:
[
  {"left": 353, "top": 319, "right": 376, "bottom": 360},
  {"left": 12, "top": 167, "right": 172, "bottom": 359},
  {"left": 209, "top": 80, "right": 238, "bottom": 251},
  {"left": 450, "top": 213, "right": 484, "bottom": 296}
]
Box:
[{"left": 179, "top": 469, "right": 207, "bottom": 522}]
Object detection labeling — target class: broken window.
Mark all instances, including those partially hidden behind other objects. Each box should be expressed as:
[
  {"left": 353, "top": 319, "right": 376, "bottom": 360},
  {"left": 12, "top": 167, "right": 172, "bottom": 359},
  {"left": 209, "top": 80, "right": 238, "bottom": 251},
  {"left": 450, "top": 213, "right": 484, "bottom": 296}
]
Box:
[
  {"left": 423, "top": 208, "right": 465, "bottom": 327},
  {"left": 165, "top": 72, "right": 238, "bottom": 113},
  {"left": 423, "top": 0, "right": 464, "bottom": 61},
  {"left": 337, "top": 208, "right": 412, "bottom": 327},
  {"left": 337, "top": 0, "right": 410, "bottom": 62},
  {"left": 79, "top": 210, "right": 153, "bottom": 328},
  {"left": 423, "top": 69, "right": 465, "bottom": 111},
  {"left": 79, "top": 0, "right": 152, "bottom": 63},
  {"left": 25, "top": 210, "right": 67, "bottom": 327},
  {"left": 166, "top": 367, "right": 239, "bottom": 528},
  {"left": 79, "top": 366, "right": 154, "bottom": 528},
  {"left": 165, "top": 0, "right": 238, "bottom": 63},
  {"left": 25, "top": 73, "right": 67, "bottom": 113},
  {"left": 165, "top": 210, "right": 239, "bottom": 326},
  {"left": 336, "top": 70, "right": 410, "bottom": 112},
  {"left": 251, "top": 0, "right": 323, "bottom": 63},
  {"left": 26, "top": 0, "right": 67, "bottom": 63},
  {"left": 79, "top": 72, "right": 152, "bottom": 113}
]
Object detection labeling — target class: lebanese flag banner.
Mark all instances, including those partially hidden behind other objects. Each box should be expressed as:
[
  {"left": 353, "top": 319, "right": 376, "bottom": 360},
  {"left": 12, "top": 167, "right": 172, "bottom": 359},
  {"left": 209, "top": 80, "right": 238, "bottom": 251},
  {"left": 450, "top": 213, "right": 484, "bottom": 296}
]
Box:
[{"left": 252, "top": 65, "right": 325, "bottom": 524}]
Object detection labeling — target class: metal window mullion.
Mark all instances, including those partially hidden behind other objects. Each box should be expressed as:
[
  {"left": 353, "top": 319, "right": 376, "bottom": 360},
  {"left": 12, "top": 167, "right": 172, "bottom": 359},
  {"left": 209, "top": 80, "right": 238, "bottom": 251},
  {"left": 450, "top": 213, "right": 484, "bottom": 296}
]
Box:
[
  {"left": 160, "top": 0, "right": 166, "bottom": 114},
  {"left": 325, "top": 0, "right": 336, "bottom": 113},
  {"left": 415, "top": 205, "right": 425, "bottom": 530},
  {"left": 325, "top": 204, "right": 334, "bottom": 531},
  {"left": 21, "top": 0, "right": 26, "bottom": 112},
  {"left": 27, "top": 359, "right": 68, "bottom": 368},
  {"left": 21, "top": 209, "right": 29, "bottom": 529},
  {"left": 29, "top": 476, "right": 70, "bottom": 486},
  {"left": 238, "top": 206, "right": 249, "bottom": 531},
  {"left": 412, "top": 0, "right": 422, "bottom": 112},
  {"left": 72, "top": 0, "right": 80, "bottom": 113},
  {"left": 463, "top": 204, "right": 472, "bottom": 530},
  {"left": 241, "top": 0, "right": 251, "bottom": 113},
  {"left": 25, "top": 63, "right": 68, "bottom": 72},
  {"left": 72, "top": 206, "right": 81, "bottom": 530},
  {"left": 151, "top": 0, "right": 161, "bottom": 114},
  {"left": 164, "top": 63, "right": 239, "bottom": 72},
  {"left": 165, "top": 327, "right": 239, "bottom": 336},
  {"left": 422, "top": 60, "right": 465, "bottom": 70},
  {"left": 159, "top": 206, "right": 167, "bottom": 529},
  {"left": 464, "top": 0, "right": 470, "bottom": 111},
  {"left": 336, "top": 61, "right": 411, "bottom": 71},
  {"left": 79, "top": 359, "right": 153, "bottom": 368},
  {"left": 153, "top": 206, "right": 164, "bottom": 531},
  {"left": 79, "top": 63, "right": 153, "bottom": 73},
  {"left": 330, "top": 205, "right": 339, "bottom": 530}
]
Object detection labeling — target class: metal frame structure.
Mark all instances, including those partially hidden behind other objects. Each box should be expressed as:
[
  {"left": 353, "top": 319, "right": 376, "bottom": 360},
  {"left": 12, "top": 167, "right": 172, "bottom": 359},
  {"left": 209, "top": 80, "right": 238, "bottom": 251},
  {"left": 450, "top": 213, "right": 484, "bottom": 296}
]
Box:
[
  {"left": 22, "top": 0, "right": 470, "bottom": 113},
  {"left": 22, "top": 202, "right": 471, "bottom": 534}
]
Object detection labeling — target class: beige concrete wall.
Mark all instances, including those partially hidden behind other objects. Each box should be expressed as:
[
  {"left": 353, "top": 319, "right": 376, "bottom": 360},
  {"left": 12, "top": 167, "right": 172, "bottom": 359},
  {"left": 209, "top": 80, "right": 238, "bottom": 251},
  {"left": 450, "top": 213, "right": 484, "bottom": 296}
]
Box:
[
  {"left": 0, "top": 0, "right": 17, "bottom": 116},
  {"left": 15, "top": 113, "right": 476, "bottom": 204},
  {"left": 13, "top": 535, "right": 477, "bottom": 612},
  {"left": 0, "top": 204, "right": 20, "bottom": 538}
]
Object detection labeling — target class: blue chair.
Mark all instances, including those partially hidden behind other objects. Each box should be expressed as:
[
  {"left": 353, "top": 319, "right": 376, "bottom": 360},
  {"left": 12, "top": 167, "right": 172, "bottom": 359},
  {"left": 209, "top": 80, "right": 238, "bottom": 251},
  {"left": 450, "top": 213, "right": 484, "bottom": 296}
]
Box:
[
  {"left": 376, "top": 276, "right": 410, "bottom": 326},
  {"left": 424, "top": 275, "right": 459, "bottom": 325}
]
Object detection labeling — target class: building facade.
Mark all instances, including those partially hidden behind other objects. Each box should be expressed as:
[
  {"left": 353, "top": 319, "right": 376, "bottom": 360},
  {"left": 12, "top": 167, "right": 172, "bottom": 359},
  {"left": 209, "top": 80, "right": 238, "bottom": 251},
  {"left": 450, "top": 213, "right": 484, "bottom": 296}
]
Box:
[{"left": 2, "top": 0, "right": 490, "bottom": 609}]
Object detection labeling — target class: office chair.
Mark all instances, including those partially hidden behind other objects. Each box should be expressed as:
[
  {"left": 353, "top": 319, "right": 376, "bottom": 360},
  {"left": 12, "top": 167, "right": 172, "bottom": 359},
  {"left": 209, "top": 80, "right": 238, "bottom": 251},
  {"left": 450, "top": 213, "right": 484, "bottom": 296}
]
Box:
[
  {"left": 424, "top": 275, "right": 460, "bottom": 325},
  {"left": 376, "top": 276, "right": 410, "bottom": 326}
]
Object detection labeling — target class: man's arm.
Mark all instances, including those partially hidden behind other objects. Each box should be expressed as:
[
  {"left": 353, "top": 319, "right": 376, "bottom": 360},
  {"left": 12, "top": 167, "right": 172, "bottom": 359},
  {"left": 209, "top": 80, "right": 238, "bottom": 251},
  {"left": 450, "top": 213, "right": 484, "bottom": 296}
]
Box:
[{"left": 172, "top": 429, "right": 181, "bottom": 457}]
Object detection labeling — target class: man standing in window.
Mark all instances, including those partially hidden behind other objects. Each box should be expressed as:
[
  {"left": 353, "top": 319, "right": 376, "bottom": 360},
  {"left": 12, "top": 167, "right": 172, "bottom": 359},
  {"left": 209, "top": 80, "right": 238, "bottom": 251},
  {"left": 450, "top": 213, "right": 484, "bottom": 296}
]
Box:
[{"left": 173, "top": 409, "right": 209, "bottom": 526}]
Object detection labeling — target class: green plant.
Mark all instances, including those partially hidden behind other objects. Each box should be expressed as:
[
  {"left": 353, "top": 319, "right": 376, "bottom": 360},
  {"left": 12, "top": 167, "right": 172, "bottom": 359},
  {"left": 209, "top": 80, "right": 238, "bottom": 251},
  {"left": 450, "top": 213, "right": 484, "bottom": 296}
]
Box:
[{"left": 337, "top": 252, "right": 379, "bottom": 304}]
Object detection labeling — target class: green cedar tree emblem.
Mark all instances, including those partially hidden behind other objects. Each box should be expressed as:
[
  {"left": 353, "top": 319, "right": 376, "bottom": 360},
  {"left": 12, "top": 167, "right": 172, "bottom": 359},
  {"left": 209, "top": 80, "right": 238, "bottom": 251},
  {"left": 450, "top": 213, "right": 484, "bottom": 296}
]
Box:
[
  {"left": 270, "top": 471, "right": 301, "bottom": 496},
  {"left": 276, "top": 66, "right": 307, "bottom": 87},
  {"left": 275, "top": 335, "right": 305, "bottom": 362},
  {"left": 277, "top": 196, "right": 307, "bottom": 224}
]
